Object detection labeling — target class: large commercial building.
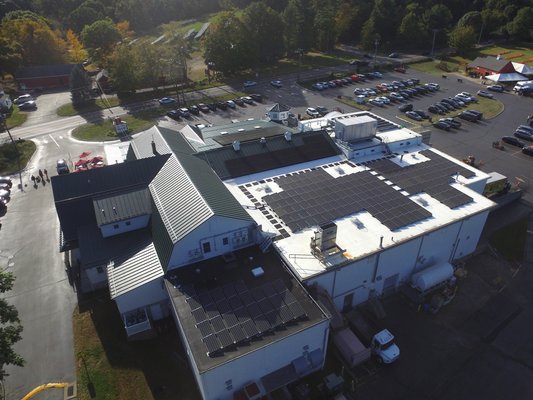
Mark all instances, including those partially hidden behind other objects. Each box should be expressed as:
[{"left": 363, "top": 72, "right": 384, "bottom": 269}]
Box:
[{"left": 52, "top": 112, "right": 494, "bottom": 400}]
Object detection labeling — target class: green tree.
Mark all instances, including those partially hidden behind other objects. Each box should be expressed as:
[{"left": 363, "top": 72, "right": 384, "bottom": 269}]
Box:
[
  {"left": 457, "top": 11, "right": 482, "bottom": 30},
  {"left": 80, "top": 18, "right": 121, "bottom": 60},
  {"left": 69, "top": 64, "right": 92, "bottom": 105},
  {"left": 109, "top": 44, "right": 138, "bottom": 94},
  {"left": 398, "top": 10, "right": 427, "bottom": 49},
  {"left": 424, "top": 3, "right": 453, "bottom": 31},
  {"left": 203, "top": 11, "right": 255, "bottom": 74},
  {"left": 363, "top": 0, "right": 399, "bottom": 48},
  {"left": 282, "top": 0, "right": 304, "bottom": 53},
  {"left": 69, "top": 0, "right": 105, "bottom": 33},
  {"left": 313, "top": 0, "right": 337, "bottom": 52},
  {"left": 0, "top": 270, "right": 24, "bottom": 381},
  {"left": 242, "top": 2, "right": 284, "bottom": 63},
  {"left": 506, "top": 7, "right": 533, "bottom": 40},
  {"left": 0, "top": 37, "right": 22, "bottom": 78},
  {"left": 448, "top": 25, "right": 476, "bottom": 55}
]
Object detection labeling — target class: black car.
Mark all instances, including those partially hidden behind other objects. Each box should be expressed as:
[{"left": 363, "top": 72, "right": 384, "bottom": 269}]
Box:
[
  {"left": 428, "top": 105, "right": 441, "bottom": 114},
  {"left": 433, "top": 121, "right": 451, "bottom": 131},
  {"left": 217, "top": 101, "right": 228, "bottom": 110},
  {"left": 398, "top": 103, "right": 413, "bottom": 112},
  {"left": 18, "top": 100, "right": 37, "bottom": 110},
  {"left": 514, "top": 130, "right": 533, "bottom": 141},
  {"left": 433, "top": 103, "right": 448, "bottom": 114},
  {"left": 207, "top": 103, "right": 217, "bottom": 111},
  {"left": 501, "top": 136, "right": 524, "bottom": 148},
  {"left": 466, "top": 109, "right": 483, "bottom": 120},
  {"left": 250, "top": 94, "right": 263, "bottom": 102},
  {"left": 316, "top": 106, "right": 328, "bottom": 116},
  {"left": 198, "top": 103, "right": 210, "bottom": 113},
  {"left": 0, "top": 177, "right": 12, "bottom": 188},
  {"left": 437, "top": 102, "right": 454, "bottom": 112},
  {"left": 458, "top": 111, "right": 478, "bottom": 122},
  {"left": 413, "top": 110, "right": 430, "bottom": 119},
  {"left": 166, "top": 110, "right": 181, "bottom": 120},
  {"left": 523, "top": 146, "right": 533, "bottom": 156},
  {"left": 487, "top": 85, "right": 504, "bottom": 92},
  {"left": 233, "top": 98, "right": 245, "bottom": 106},
  {"left": 188, "top": 105, "right": 200, "bottom": 115}
]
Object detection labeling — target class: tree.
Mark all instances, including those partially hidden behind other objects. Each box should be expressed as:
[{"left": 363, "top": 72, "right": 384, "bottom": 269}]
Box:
[
  {"left": 398, "top": 10, "right": 427, "bottom": 49},
  {"left": 457, "top": 11, "right": 482, "bottom": 31},
  {"left": 109, "top": 44, "right": 138, "bottom": 94},
  {"left": 0, "top": 37, "right": 22, "bottom": 78},
  {"left": 66, "top": 30, "right": 87, "bottom": 63},
  {"left": 242, "top": 2, "right": 284, "bottom": 63},
  {"left": 0, "top": 270, "right": 24, "bottom": 381},
  {"left": 80, "top": 19, "right": 121, "bottom": 60},
  {"left": 1, "top": 17, "right": 67, "bottom": 65},
  {"left": 116, "top": 20, "right": 135, "bottom": 40},
  {"left": 424, "top": 3, "right": 453, "bottom": 31},
  {"left": 448, "top": 25, "right": 476, "bottom": 55},
  {"left": 203, "top": 11, "right": 255, "bottom": 74},
  {"left": 313, "top": 0, "right": 337, "bottom": 52},
  {"left": 69, "top": 3, "right": 104, "bottom": 34},
  {"left": 69, "top": 64, "right": 92, "bottom": 104},
  {"left": 506, "top": 7, "right": 533, "bottom": 40}
]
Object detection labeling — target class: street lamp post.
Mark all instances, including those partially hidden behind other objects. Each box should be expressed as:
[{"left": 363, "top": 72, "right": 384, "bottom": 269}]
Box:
[
  {"left": 373, "top": 37, "right": 379, "bottom": 66},
  {"left": 0, "top": 110, "right": 23, "bottom": 191},
  {"left": 430, "top": 29, "right": 439, "bottom": 58}
]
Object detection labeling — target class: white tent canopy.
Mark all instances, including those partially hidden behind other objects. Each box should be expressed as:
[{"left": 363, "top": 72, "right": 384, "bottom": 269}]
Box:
[
  {"left": 485, "top": 72, "right": 529, "bottom": 82},
  {"left": 512, "top": 62, "right": 533, "bottom": 75}
]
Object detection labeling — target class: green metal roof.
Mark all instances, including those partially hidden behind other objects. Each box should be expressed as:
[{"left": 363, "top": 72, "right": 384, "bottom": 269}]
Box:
[{"left": 93, "top": 189, "right": 151, "bottom": 226}]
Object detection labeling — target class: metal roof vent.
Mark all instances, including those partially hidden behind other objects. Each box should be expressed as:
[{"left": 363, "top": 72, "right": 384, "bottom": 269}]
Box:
[
  {"left": 254, "top": 126, "right": 261, "bottom": 129},
  {"left": 101, "top": 209, "right": 105, "bottom": 216},
  {"left": 113, "top": 206, "right": 117, "bottom": 214},
  {"left": 260, "top": 137, "right": 267, "bottom": 146},
  {"left": 238, "top": 128, "right": 245, "bottom": 132},
  {"left": 284, "top": 131, "right": 292, "bottom": 142},
  {"left": 220, "top": 131, "right": 228, "bottom": 135},
  {"left": 232, "top": 140, "right": 240, "bottom": 151}
]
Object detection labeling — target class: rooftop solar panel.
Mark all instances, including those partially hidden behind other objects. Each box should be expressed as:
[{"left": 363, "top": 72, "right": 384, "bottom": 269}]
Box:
[
  {"left": 210, "top": 315, "right": 226, "bottom": 333},
  {"left": 254, "top": 317, "right": 272, "bottom": 333},
  {"left": 197, "top": 320, "right": 213, "bottom": 338},
  {"left": 205, "top": 308, "right": 220, "bottom": 320},
  {"left": 216, "top": 299, "right": 231, "bottom": 315},
  {"left": 186, "top": 296, "right": 201, "bottom": 311},
  {"left": 192, "top": 307, "right": 207, "bottom": 324},
  {"left": 217, "top": 329, "right": 235, "bottom": 348},
  {"left": 204, "top": 334, "right": 222, "bottom": 355},
  {"left": 241, "top": 319, "right": 259, "bottom": 337},
  {"left": 288, "top": 301, "right": 307, "bottom": 320},
  {"left": 229, "top": 324, "right": 247, "bottom": 343},
  {"left": 222, "top": 311, "right": 238, "bottom": 327}
]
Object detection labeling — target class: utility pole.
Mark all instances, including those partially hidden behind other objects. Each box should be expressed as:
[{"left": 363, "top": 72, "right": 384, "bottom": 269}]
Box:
[
  {"left": 0, "top": 109, "right": 23, "bottom": 191},
  {"left": 373, "top": 37, "right": 379, "bottom": 66},
  {"left": 430, "top": 29, "right": 439, "bottom": 58},
  {"left": 296, "top": 48, "right": 304, "bottom": 82},
  {"left": 477, "top": 20, "right": 485, "bottom": 44}
]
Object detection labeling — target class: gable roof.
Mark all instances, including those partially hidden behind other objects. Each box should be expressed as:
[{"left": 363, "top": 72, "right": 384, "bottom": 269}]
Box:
[
  {"left": 195, "top": 130, "right": 342, "bottom": 180},
  {"left": 129, "top": 126, "right": 195, "bottom": 160},
  {"left": 16, "top": 64, "right": 78, "bottom": 79},
  {"left": 93, "top": 189, "right": 152, "bottom": 226},
  {"left": 52, "top": 155, "right": 169, "bottom": 242},
  {"left": 512, "top": 62, "right": 533, "bottom": 75},
  {"left": 467, "top": 56, "right": 511, "bottom": 72},
  {"left": 149, "top": 153, "right": 252, "bottom": 244},
  {"left": 107, "top": 239, "right": 164, "bottom": 299},
  {"left": 267, "top": 103, "right": 290, "bottom": 112}
]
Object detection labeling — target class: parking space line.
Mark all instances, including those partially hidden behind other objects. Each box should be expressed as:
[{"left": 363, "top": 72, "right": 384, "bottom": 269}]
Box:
[{"left": 49, "top": 134, "right": 60, "bottom": 148}]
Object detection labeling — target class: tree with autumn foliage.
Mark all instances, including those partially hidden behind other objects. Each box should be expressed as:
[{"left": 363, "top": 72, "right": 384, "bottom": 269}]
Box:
[
  {"left": 116, "top": 20, "right": 135, "bottom": 40},
  {"left": 66, "top": 30, "right": 88, "bottom": 63}
]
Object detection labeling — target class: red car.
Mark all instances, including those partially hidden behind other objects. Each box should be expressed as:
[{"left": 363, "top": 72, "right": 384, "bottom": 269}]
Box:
[{"left": 394, "top": 67, "right": 406, "bottom": 73}]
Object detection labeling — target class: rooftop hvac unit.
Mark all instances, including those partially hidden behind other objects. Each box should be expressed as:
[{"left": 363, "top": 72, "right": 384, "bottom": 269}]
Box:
[{"left": 311, "top": 222, "right": 337, "bottom": 252}]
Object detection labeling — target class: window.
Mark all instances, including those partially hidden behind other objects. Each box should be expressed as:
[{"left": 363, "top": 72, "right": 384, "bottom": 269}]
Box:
[
  {"left": 113, "top": 224, "right": 119, "bottom": 229},
  {"left": 96, "top": 266, "right": 104, "bottom": 274},
  {"left": 125, "top": 221, "right": 131, "bottom": 226},
  {"left": 225, "top": 379, "right": 233, "bottom": 391},
  {"left": 223, "top": 237, "right": 229, "bottom": 245},
  {"left": 202, "top": 242, "right": 211, "bottom": 253}
]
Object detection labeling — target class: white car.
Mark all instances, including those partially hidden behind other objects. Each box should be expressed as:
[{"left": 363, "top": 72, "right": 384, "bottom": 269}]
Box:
[
  {"left": 270, "top": 80, "right": 282, "bottom": 88},
  {"left": 477, "top": 90, "right": 494, "bottom": 99},
  {"left": 376, "top": 96, "right": 390, "bottom": 104},
  {"left": 243, "top": 80, "right": 257, "bottom": 88},
  {"left": 14, "top": 94, "right": 33, "bottom": 104},
  {"left": 306, "top": 107, "right": 320, "bottom": 117}
]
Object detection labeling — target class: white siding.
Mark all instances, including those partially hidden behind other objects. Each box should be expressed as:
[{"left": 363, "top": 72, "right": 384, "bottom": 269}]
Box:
[
  {"left": 416, "top": 222, "right": 461, "bottom": 270},
  {"left": 100, "top": 214, "right": 150, "bottom": 238},
  {"left": 199, "top": 320, "right": 330, "bottom": 400},
  {"left": 452, "top": 211, "right": 489, "bottom": 259},
  {"left": 167, "top": 216, "right": 257, "bottom": 271},
  {"left": 115, "top": 277, "right": 167, "bottom": 315}
]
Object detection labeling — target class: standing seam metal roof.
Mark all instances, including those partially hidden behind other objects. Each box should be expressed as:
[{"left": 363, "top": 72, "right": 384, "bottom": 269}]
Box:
[{"left": 93, "top": 189, "right": 151, "bottom": 226}]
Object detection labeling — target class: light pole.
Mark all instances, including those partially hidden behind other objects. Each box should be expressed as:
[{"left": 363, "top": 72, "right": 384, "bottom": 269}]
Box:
[
  {"left": 296, "top": 48, "right": 304, "bottom": 82},
  {"left": 0, "top": 109, "right": 23, "bottom": 191},
  {"left": 373, "top": 37, "right": 379, "bottom": 66},
  {"left": 430, "top": 29, "right": 439, "bottom": 58},
  {"left": 477, "top": 20, "right": 485, "bottom": 44}
]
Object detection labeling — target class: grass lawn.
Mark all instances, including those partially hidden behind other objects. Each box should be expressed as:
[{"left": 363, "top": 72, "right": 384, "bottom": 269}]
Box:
[
  {"left": 489, "top": 218, "right": 528, "bottom": 261},
  {"left": 0, "top": 139, "right": 36, "bottom": 175},
  {"left": 72, "top": 113, "right": 157, "bottom": 141},
  {"left": 57, "top": 98, "right": 121, "bottom": 117},
  {"left": 4, "top": 106, "right": 28, "bottom": 129}
]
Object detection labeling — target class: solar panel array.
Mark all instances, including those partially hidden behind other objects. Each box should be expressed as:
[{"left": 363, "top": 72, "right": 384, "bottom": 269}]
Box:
[
  {"left": 366, "top": 150, "right": 475, "bottom": 209},
  {"left": 181, "top": 279, "right": 308, "bottom": 357},
  {"left": 264, "top": 167, "right": 431, "bottom": 232}
]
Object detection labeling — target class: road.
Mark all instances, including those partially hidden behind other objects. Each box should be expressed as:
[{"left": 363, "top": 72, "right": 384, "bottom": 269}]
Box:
[{"left": 1, "top": 64, "right": 532, "bottom": 399}]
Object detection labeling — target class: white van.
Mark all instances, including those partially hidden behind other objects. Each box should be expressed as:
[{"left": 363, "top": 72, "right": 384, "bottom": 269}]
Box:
[{"left": 513, "top": 80, "right": 533, "bottom": 91}]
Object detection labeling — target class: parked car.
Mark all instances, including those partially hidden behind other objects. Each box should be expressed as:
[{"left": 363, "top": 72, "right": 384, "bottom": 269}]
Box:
[
  {"left": 179, "top": 107, "right": 190, "bottom": 117},
  {"left": 250, "top": 94, "right": 263, "bottom": 102},
  {"left": 514, "top": 130, "right": 533, "bottom": 141},
  {"left": 243, "top": 80, "right": 257, "bottom": 88},
  {"left": 0, "top": 189, "right": 10, "bottom": 201},
  {"left": 56, "top": 159, "right": 70, "bottom": 175},
  {"left": 306, "top": 107, "right": 320, "bottom": 117},
  {"left": 216, "top": 102, "right": 228, "bottom": 110},
  {"left": 241, "top": 96, "right": 254, "bottom": 104},
  {"left": 158, "top": 97, "right": 177, "bottom": 105},
  {"left": 166, "top": 110, "right": 181, "bottom": 120},
  {"left": 433, "top": 103, "right": 447, "bottom": 114},
  {"left": 312, "top": 82, "right": 326, "bottom": 90},
  {"left": 467, "top": 109, "right": 483, "bottom": 120},
  {"left": 487, "top": 85, "right": 504, "bottom": 92},
  {"left": 433, "top": 121, "right": 451, "bottom": 131},
  {"left": 437, "top": 102, "right": 454, "bottom": 112},
  {"left": 413, "top": 110, "right": 430, "bottom": 119},
  {"left": 18, "top": 101, "right": 37, "bottom": 110},
  {"left": 316, "top": 106, "right": 328, "bottom": 116},
  {"left": 369, "top": 99, "right": 385, "bottom": 107},
  {"left": 14, "top": 94, "right": 33, "bottom": 104},
  {"left": 398, "top": 103, "right": 413, "bottom": 112},
  {"left": 458, "top": 111, "right": 478, "bottom": 122},
  {"left": 376, "top": 96, "right": 390, "bottom": 104},
  {"left": 207, "top": 103, "right": 217, "bottom": 111},
  {"left": 389, "top": 52, "right": 400, "bottom": 58},
  {"left": 405, "top": 111, "right": 422, "bottom": 121},
  {"left": 427, "top": 83, "right": 440, "bottom": 90},
  {"left": 226, "top": 100, "right": 236, "bottom": 109},
  {"left": 517, "top": 125, "right": 533, "bottom": 134},
  {"left": 188, "top": 105, "right": 200, "bottom": 115},
  {"left": 0, "top": 183, "right": 11, "bottom": 192},
  {"left": 523, "top": 146, "right": 533, "bottom": 156},
  {"left": 439, "top": 118, "right": 461, "bottom": 129},
  {"left": 198, "top": 103, "right": 210, "bottom": 112},
  {"left": 270, "top": 80, "right": 282, "bottom": 88},
  {"left": 0, "top": 177, "right": 12, "bottom": 188},
  {"left": 233, "top": 98, "right": 245, "bottom": 106},
  {"left": 390, "top": 92, "right": 405, "bottom": 102},
  {"left": 428, "top": 105, "right": 441, "bottom": 114},
  {"left": 501, "top": 136, "right": 524, "bottom": 148},
  {"left": 477, "top": 90, "right": 494, "bottom": 99}
]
